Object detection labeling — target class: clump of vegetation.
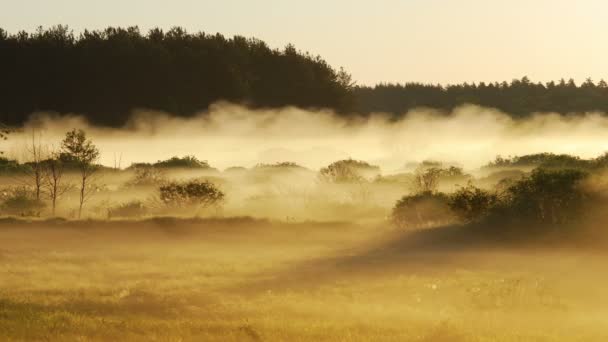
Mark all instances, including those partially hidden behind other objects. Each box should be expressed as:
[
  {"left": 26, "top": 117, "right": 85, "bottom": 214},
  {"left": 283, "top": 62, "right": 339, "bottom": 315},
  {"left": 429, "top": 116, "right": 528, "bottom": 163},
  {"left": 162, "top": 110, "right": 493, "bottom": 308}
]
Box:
[
  {"left": 501, "top": 168, "right": 588, "bottom": 226},
  {"left": 153, "top": 155, "right": 211, "bottom": 169},
  {"left": 254, "top": 162, "right": 305, "bottom": 170},
  {"left": 0, "top": 157, "right": 30, "bottom": 174},
  {"left": 159, "top": 180, "right": 225, "bottom": 211},
  {"left": 409, "top": 164, "right": 471, "bottom": 193},
  {"left": 449, "top": 184, "right": 500, "bottom": 223},
  {"left": 391, "top": 191, "right": 453, "bottom": 229},
  {"left": 448, "top": 168, "right": 588, "bottom": 230},
  {"left": 126, "top": 166, "right": 167, "bottom": 187},
  {"left": 484, "top": 153, "right": 597, "bottom": 171},
  {"left": 130, "top": 155, "right": 214, "bottom": 170},
  {"left": 108, "top": 200, "right": 149, "bottom": 219},
  {"left": 319, "top": 159, "right": 380, "bottom": 183},
  {"left": 392, "top": 167, "right": 590, "bottom": 233},
  {"left": 0, "top": 187, "right": 45, "bottom": 217}
]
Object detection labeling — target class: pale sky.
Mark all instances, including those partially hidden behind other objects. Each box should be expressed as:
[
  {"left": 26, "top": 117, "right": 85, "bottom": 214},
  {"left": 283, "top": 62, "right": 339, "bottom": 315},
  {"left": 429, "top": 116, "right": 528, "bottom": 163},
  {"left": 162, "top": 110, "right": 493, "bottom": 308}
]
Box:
[{"left": 2, "top": 0, "right": 606, "bottom": 86}]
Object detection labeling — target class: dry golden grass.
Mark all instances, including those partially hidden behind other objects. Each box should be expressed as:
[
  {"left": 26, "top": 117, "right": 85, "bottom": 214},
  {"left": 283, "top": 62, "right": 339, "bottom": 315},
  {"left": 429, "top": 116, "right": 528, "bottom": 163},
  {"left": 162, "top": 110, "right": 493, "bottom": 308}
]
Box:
[{"left": 1, "top": 218, "right": 608, "bottom": 341}]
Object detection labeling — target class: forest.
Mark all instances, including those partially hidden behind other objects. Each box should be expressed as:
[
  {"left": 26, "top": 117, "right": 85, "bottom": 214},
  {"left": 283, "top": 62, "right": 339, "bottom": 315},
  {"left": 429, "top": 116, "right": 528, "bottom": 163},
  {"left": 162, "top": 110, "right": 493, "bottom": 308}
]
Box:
[{"left": 3, "top": 26, "right": 608, "bottom": 127}]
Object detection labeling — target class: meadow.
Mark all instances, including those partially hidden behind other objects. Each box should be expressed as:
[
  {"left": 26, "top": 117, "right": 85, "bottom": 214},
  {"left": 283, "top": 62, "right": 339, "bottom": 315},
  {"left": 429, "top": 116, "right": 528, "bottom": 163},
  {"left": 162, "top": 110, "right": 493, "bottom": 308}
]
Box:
[{"left": 2, "top": 218, "right": 607, "bottom": 341}]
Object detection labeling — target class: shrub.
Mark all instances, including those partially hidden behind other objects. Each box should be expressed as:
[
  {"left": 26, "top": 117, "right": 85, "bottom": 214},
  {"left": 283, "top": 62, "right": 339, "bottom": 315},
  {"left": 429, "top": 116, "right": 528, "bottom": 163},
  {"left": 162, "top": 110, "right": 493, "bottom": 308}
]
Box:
[
  {"left": 448, "top": 185, "right": 500, "bottom": 222},
  {"left": 126, "top": 166, "right": 166, "bottom": 187},
  {"left": 391, "top": 191, "right": 453, "bottom": 229},
  {"left": 108, "top": 200, "right": 149, "bottom": 218},
  {"left": 153, "top": 155, "right": 211, "bottom": 169},
  {"left": 254, "top": 162, "right": 304, "bottom": 170},
  {"left": 0, "top": 188, "right": 45, "bottom": 217},
  {"left": 485, "top": 153, "right": 590, "bottom": 170},
  {"left": 410, "top": 165, "right": 471, "bottom": 193},
  {"left": 319, "top": 159, "right": 380, "bottom": 183},
  {"left": 0, "top": 157, "right": 30, "bottom": 174},
  {"left": 159, "top": 180, "right": 225, "bottom": 209},
  {"left": 128, "top": 156, "right": 214, "bottom": 170},
  {"left": 448, "top": 168, "right": 588, "bottom": 229},
  {"left": 503, "top": 168, "right": 587, "bottom": 225}
]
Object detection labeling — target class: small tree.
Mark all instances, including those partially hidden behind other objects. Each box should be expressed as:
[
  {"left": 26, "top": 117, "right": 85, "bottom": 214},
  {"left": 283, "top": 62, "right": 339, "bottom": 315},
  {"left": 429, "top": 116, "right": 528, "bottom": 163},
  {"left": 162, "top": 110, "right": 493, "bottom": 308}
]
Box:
[
  {"left": 61, "top": 129, "right": 100, "bottom": 218},
  {"left": 43, "top": 149, "right": 72, "bottom": 216},
  {"left": 411, "top": 167, "right": 443, "bottom": 193},
  {"left": 23, "top": 130, "right": 46, "bottom": 201}
]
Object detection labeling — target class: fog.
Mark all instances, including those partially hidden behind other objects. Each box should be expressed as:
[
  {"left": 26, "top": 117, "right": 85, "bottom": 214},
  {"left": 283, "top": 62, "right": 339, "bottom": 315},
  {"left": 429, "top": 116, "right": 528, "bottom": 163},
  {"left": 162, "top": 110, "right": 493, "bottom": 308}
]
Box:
[
  {"left": 6, "top": 103, "right": 608, "bottom": 172},
  {"left": 5, "top": 105, "right": 608, "bottom": 341}
]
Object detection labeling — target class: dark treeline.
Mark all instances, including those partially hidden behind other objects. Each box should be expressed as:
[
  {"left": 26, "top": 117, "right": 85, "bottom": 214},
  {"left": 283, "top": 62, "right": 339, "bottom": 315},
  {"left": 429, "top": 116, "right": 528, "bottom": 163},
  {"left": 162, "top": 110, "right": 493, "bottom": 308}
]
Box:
[
  {"left": 2, "top": 26, "right": 608, "bottom": 127},
  {"left": 0, "top": 25, "right": 354, "bottom": 126},
  {"left": 353, "top": 77, "right": 608, "bottom": 117}
]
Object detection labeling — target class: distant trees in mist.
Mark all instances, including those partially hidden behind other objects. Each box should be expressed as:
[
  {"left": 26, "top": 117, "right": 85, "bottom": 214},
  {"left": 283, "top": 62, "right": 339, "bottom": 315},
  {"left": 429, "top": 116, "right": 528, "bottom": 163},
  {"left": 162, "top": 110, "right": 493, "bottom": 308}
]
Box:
[
  {"left": 2, "top": 26, "right": 608, "bottom": 128},
  {"left": 353, "top": 77, "right": 608, "bottom": 117}
]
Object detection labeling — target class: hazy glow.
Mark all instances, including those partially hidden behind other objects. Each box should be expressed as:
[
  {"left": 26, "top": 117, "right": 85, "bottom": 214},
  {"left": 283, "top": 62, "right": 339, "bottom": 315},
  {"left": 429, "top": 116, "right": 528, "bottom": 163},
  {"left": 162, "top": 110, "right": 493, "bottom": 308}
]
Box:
[
  {"left": 7, "top": 105, "right": 608, "bottom": 172},
  {"left": 2, "top": 0, "right": 607, "bottom": 85}
]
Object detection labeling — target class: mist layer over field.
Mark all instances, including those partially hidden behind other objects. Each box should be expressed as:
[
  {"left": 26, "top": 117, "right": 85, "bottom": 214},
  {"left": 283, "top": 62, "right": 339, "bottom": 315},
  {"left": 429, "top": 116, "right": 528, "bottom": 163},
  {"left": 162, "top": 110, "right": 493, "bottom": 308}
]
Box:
[
  {"left": 6, "top": 104, "right": 608, "bottom": 171},
  {"left": 4, "top": 105, "right": 608, "bottom": 341}
]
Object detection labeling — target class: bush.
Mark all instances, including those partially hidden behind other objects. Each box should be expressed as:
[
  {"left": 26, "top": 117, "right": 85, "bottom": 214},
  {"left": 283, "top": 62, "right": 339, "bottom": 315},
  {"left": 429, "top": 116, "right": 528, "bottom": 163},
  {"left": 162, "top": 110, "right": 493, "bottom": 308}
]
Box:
[
  {"left": 0, "top": 157, "right": 30, "bottom": 174},
  {"left": 159, "top": 180, "right": 225, "bottom": 209},
  {"left": 319, "top": 159, "right": 380, "bottom": 183},
  {"left": 503, "top": 168, "right": 587, "bottom": 225},
  {"left": 485, "top": 153, "right": 590, "bottom": 170},
  {"left": 410, "top": 165, "right": 471, "bottom": 193},
  {"left": 391, "top": 191, "right": 453, "bottom": 229},
  {"left": 129, "top": 156, "right": 214, "bottom": 170},
  {"left": 448, "top": 168, "right": 588, "bottom": 229},
  {"left": 449, "top": 185, "right": 500, "bottom": 222},
  {"left": 126, "top": 166, "right": 166, "bottom": 187},
  {"left": 0, "top": 188, "right": 45, "bottom": 217},
  {"left": 108, "top": 200, "right": 149, "bottom": 218},
  {"left": 153, "top": 155, "right": 211, "bottom": 169},
  {"left": 254, "top": 162, "right": 305, "bottom": 170}
]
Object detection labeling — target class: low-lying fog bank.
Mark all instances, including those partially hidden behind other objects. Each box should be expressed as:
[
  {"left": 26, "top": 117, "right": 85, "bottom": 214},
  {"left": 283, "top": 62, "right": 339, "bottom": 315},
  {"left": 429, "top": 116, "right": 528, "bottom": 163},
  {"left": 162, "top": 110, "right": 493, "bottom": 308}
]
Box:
[{"left": 6, "top": 104, "right": 608, "bottom": 171}]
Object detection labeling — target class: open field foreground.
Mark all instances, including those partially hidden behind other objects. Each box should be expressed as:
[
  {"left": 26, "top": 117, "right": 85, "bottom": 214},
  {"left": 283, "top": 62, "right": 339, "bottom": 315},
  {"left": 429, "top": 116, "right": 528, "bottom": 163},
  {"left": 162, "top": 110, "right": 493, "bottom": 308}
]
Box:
[{"left": 1, "top": 218, "right": 607, "bottom": 341}]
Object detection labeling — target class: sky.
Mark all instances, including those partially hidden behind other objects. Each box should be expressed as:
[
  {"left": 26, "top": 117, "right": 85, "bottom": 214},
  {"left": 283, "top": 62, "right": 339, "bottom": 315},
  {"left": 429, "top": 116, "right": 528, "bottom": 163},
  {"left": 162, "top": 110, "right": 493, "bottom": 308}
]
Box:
[{"left": 2, "top": 0, "right": 607, "bottom": 86}]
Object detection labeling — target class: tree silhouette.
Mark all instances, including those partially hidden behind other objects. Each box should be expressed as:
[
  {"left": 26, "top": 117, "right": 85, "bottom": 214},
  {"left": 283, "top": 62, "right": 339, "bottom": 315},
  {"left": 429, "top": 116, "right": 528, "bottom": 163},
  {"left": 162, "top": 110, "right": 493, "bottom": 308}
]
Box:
[{"left": 60, "top": 129, "right": 100, "bottom": 218}]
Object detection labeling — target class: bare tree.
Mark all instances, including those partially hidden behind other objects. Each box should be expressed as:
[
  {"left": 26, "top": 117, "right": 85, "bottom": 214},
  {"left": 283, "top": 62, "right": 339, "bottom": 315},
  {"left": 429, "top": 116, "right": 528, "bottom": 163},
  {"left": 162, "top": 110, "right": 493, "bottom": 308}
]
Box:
[
  {"left": 43, "top": 149, "right": 72, "bottom": 216},
  {"left": 411, "top": 167, "right": 443, "bottom": 194},
  {"left": 61, "top": 129, "right": 100, "bottom": 218},
  {"left": 24, "top": 130, "right": 46, "bottom": 201}
]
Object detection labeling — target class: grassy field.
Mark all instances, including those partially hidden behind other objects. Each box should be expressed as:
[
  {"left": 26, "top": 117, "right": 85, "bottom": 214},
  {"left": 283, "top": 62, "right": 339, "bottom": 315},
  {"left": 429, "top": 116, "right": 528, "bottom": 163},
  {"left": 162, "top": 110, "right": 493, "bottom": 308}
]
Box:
[{"left": 1, "top": 218, "right": 607, "bottom": 341}]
